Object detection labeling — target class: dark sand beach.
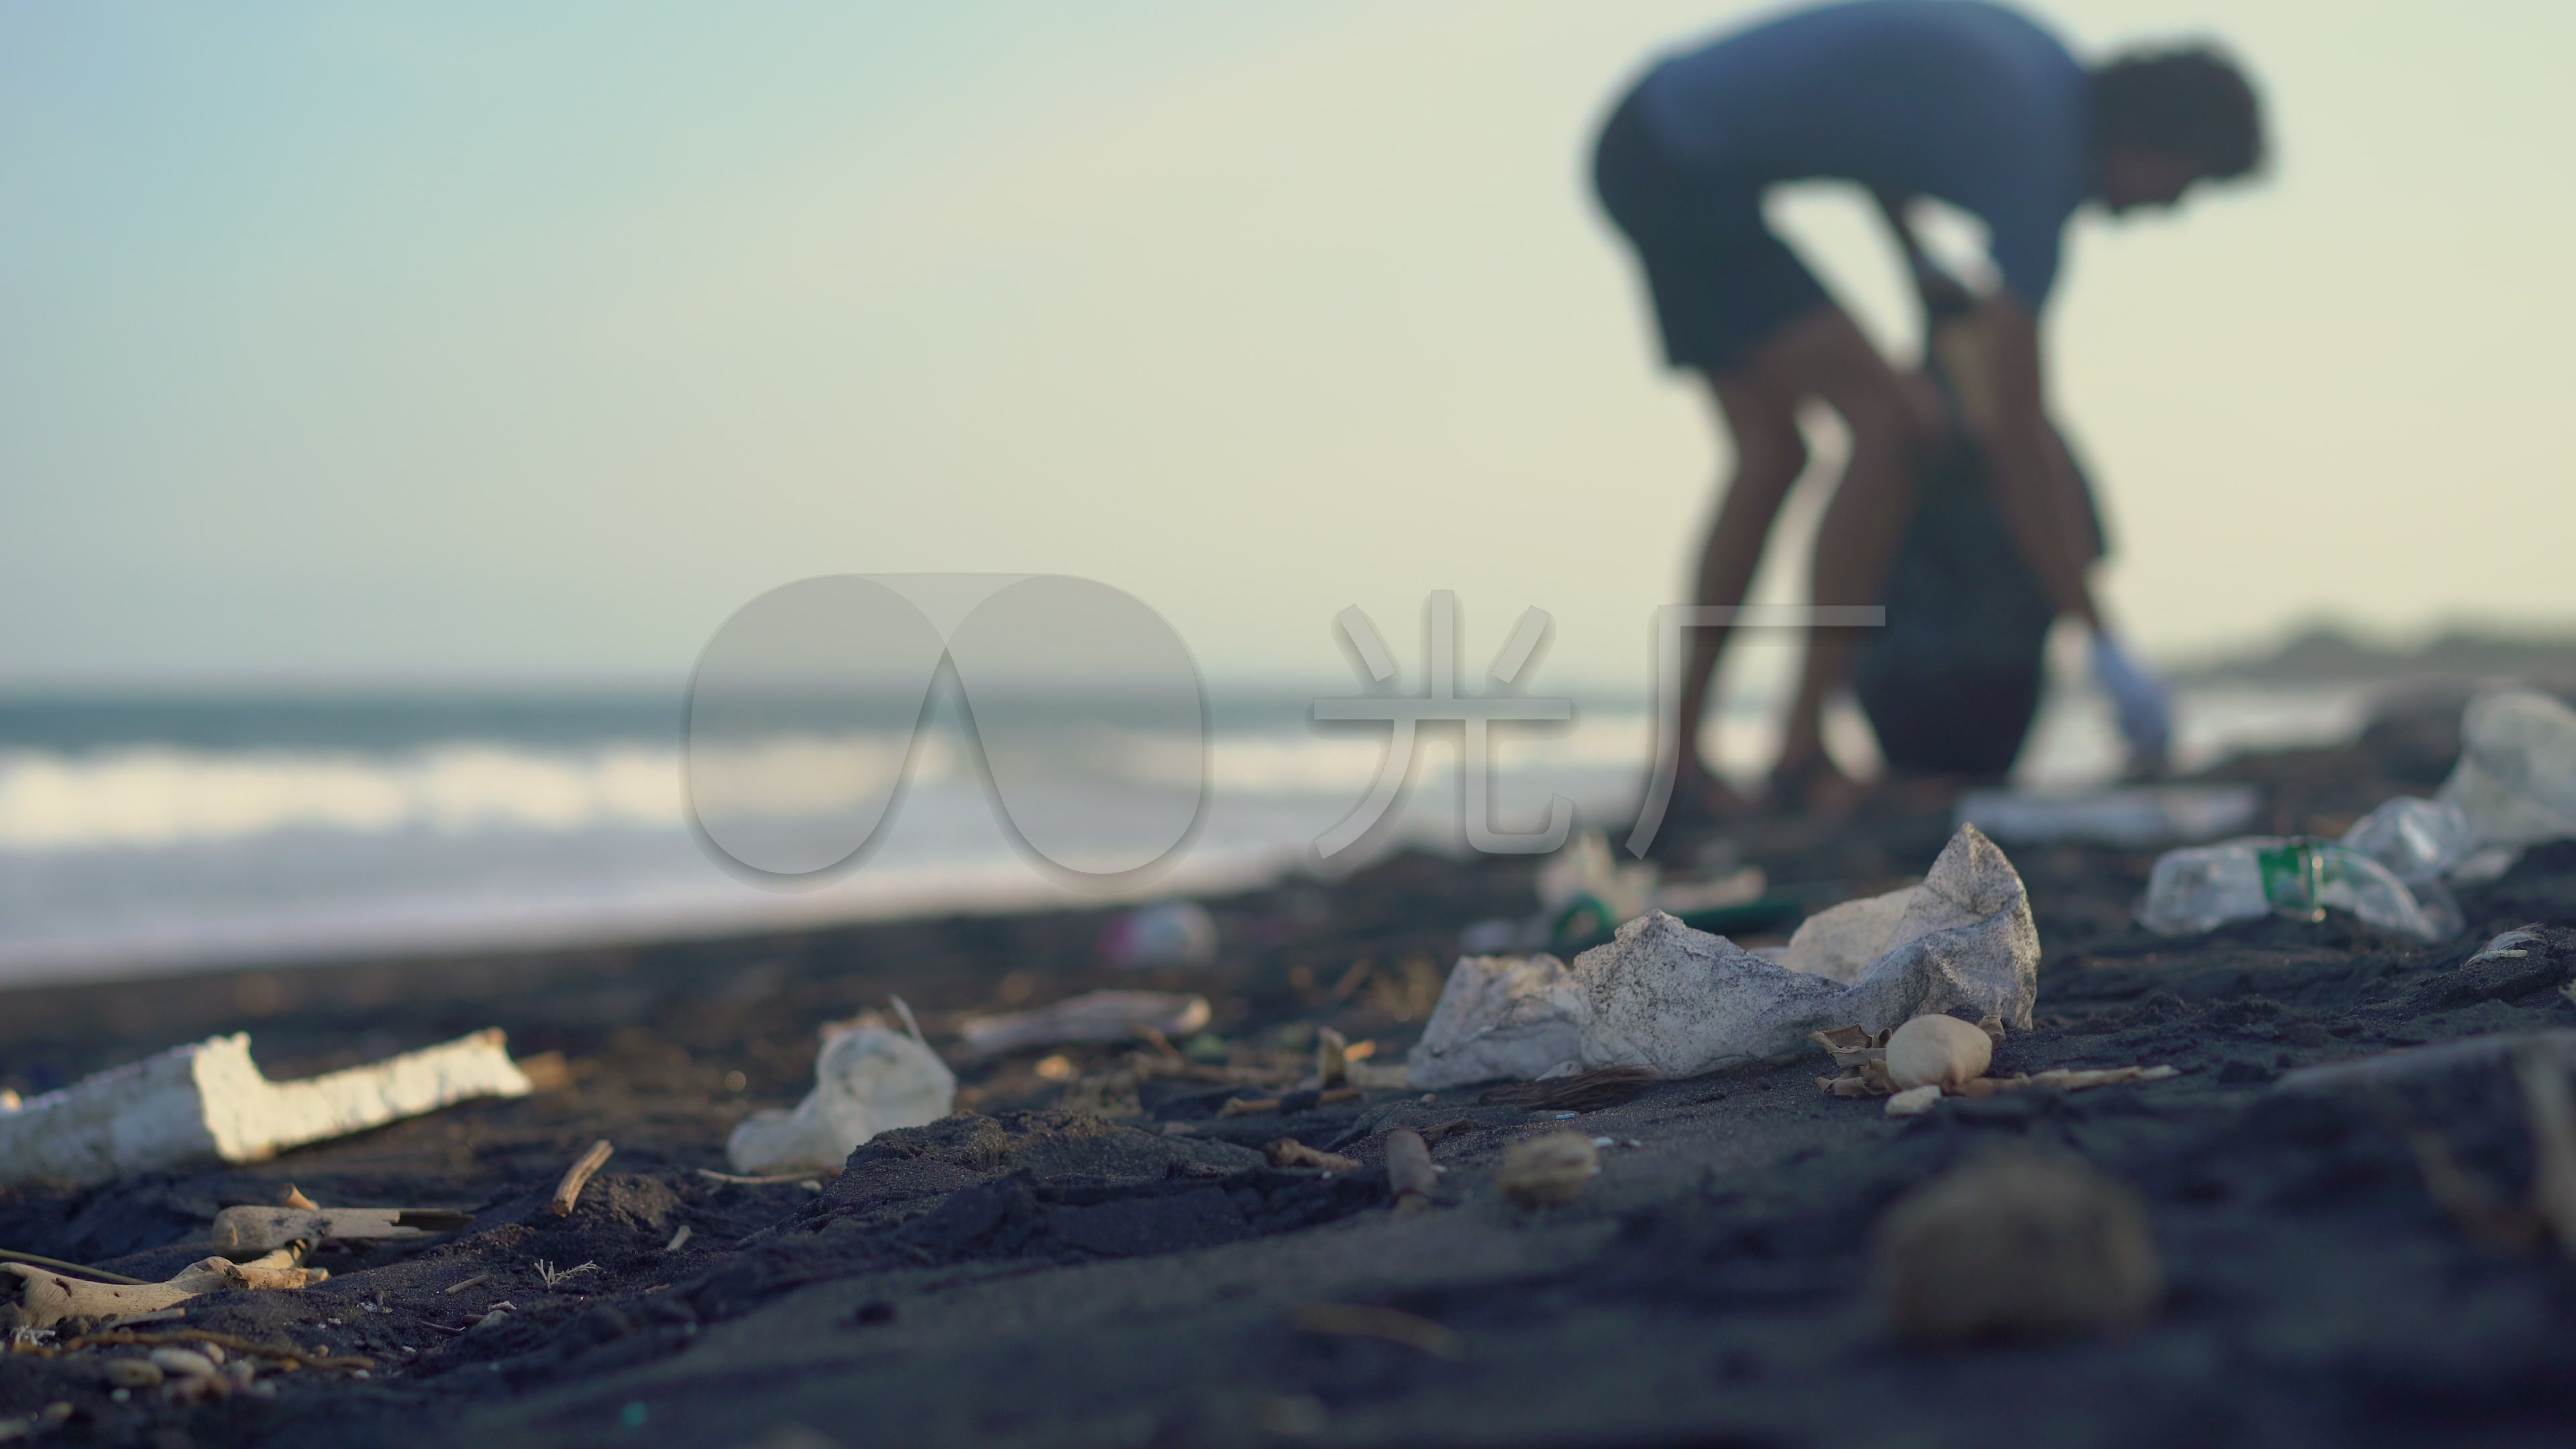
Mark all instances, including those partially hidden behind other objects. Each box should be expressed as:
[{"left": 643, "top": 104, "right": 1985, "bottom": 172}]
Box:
[{"left": 7, "top": 706, "right": 2576, "bottom": 1449}]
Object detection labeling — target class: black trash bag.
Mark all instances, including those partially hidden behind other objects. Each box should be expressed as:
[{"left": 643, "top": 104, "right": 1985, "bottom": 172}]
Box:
[{"left": 1851, "top": 196, "right": 2104, "bottom": 782}]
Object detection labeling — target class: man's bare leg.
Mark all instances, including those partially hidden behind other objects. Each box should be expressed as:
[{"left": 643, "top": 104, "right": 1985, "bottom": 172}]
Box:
[
  {"left": 1757, "top": 309, "right": 1924, "bottom": 805},
  {"left": 1668, "top": 370, "right": 1809, "bottom": 816}
]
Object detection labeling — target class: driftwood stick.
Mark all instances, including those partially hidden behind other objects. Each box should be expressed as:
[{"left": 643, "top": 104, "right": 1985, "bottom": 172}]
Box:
[{"left": 547, "top": 1139, "right": 614, "bottom": 1218}]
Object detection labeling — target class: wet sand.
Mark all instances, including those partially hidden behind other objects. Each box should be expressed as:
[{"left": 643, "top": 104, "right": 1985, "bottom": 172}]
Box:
[{"left": 6, "top": 713, "right": 2576, "bottom": 1448}]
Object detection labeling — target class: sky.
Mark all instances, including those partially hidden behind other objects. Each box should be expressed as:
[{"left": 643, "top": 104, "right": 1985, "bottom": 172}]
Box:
[{"left": 5, "top": 0, "right": 2573, "bottom": 694}]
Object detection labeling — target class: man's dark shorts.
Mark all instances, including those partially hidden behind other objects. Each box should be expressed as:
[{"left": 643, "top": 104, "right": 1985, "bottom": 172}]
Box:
[{"left": 1593, "top": 83, "right": 1829, "bottom": 374}]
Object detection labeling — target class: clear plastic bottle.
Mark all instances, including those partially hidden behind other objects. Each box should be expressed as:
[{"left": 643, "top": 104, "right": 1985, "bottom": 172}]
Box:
[
  {"left": 2341, "top": 796, "right": 2470, "bottom": 884},
  {"left": 2140, "top": 837, "right": 2457, "bottom": 941},
  {"left": 2438, "top": 688, "right": 2576, "bottom": 849}
]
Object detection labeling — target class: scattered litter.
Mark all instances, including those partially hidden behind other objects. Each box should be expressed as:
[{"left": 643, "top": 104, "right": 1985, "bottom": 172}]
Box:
[
  {"left": 533, "top": 1259, "right": 600, "bottom": 1289},
  {"left": 1816, "top": 1018, "right": 2172, "bottom": 1102},
  {"left": 1384, "top": 1129, "right": 1436, "bottom": 1212},
  {"left": 443, "top": 1273, "right": 490, "bottom": 1296},
  {"left": 1497, "top": 1131, "right": 1599, "bottom": 1207},
  {"left": 1478, "top": 1065, "right": 1656, "bottom": 1113},
  {"left": 1589, "top": 1136, "right": 1614, "bottom": 1148},
  {"left": 211, "top": 1204, "right": 474, "bottom": 1255},
  {"left": 1408, "top": 826, "right": 2036, "bottom": 1089},
  {"left": 547, "top": 1139, "right": 615, "bottom": 1218},
  {"left": 1519, "top": 830, "right": 1777, "bottom": 952},
  {"left": 2142, "top": 689, "right": 2576, "bottom": 943},
  {"left": 3, "top": 1248, "right": 324, "bottom": 1331},
  {"left": 1287, "top": 1301, "right": 1464, "bottom": 1360},
  {"left": 727, "top": 1005, "right": 955, "bottom": 1175},
  {"left": 279, "top": 1183, "right": 318, "bottom": 1211},
  {"left": 955, "top": 991, "right": 1212, "bottom": 1060},
  {"left": 0, "top": 1028, "right": 533, "bottom": 1187},
  {"left": 1102, "top": 900, "right": 1220, "bottom": 969},
  {"left": 1955, "top": 783, "right": 2259, "bottom": 849},
  {"left": 1554, "top": 1112, "right": 1576, "bottom": 1120},
  {"left": 1264, "top": 1139, "right": 1359, "bottom": 1173},
  {"left": 1874, "top": 1152, "right": 2161, "bottom": 1343},
  {"left": 2140, "top": 836, "right": 2459, "bottom": 941},
  {"left": 663, "top": 1225, "right": 693, "bottom": 1252}
]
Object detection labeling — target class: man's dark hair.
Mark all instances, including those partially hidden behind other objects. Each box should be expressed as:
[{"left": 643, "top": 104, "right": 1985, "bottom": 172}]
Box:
[{"left": 2091, "top": 44, "right": 2265, "bottom": 180}]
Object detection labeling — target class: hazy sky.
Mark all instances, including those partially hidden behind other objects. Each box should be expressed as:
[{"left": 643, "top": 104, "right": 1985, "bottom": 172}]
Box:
[{"left": 5, "top": 1, "right": 2571, "bottom": 691}]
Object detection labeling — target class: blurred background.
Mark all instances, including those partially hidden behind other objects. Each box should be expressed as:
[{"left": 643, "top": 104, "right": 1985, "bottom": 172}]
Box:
[{"left": 5, "top": 0, "right": 2570, "bottom": 981}]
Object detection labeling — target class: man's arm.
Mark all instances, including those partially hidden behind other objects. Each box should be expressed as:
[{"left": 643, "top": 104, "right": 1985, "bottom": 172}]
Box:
[
  {"left": 1973, "top": 291, "right": 2173, "bottom": 767},
  {"left": 1968, "top": 292, "right": 2102, "bottom": 631}
]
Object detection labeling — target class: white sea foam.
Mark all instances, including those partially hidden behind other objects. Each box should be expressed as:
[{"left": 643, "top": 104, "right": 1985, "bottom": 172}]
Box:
[{"left": 0, "top": 683, "right": 2371, "bottom": 983}]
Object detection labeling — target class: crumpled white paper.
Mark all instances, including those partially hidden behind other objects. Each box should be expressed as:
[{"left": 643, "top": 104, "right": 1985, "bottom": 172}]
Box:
[{"left": 1407, "top": 825, "right": 2038, "bottom": 1089}]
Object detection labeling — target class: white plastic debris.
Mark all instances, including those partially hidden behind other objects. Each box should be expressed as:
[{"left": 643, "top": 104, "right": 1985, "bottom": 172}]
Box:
[
  {"left": 1762, "top": 885, "right": 1922, "bottom": 984},
  {"left": 1407, "top": 826, "right": 2038, "bottom": 1089},
  {"left": 1955, "top": 784, "right": 2260, "bottom": 850},
  {"left": 1885, "top": 1085, "right": 1943, "bottom": 1117},
  {"left": 1103, "top": 901, "right": 1220, "bottom": 969},
  {"left": 727, "top": 1010, "right": 956, "bottom": 1176},
  {"left": 954, "top": 989, "right": 1212, "bottom": 1059},
  {"left": 0, "top": 1029, "right": 531, "bottom": 1187}
]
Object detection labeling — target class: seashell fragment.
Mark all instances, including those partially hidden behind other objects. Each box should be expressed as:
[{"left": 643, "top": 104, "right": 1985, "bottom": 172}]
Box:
[{"left": 1885, "top": 1014, "right": 1994, "bottom": 1091}]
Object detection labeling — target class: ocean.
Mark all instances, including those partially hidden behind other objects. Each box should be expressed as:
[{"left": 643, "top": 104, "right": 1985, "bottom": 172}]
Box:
[{"left": 0, "top": 679, "right": 2373, "bottom": 984}]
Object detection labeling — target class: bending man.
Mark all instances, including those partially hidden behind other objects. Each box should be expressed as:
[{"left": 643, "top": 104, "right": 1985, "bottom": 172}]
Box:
[{"left": 1594, "top": 0, "right": 2263, "bottom": 812}]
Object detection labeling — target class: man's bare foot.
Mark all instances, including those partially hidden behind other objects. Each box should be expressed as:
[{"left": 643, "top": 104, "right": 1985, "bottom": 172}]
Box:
[{"left": 1766, "top": 751, "right": 1868, "bottom": 818}]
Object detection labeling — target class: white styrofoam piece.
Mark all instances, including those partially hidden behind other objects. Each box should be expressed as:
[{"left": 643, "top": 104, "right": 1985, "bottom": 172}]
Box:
[{"left": 0, "top": 1028, "right": 532, "bottom": 1186}]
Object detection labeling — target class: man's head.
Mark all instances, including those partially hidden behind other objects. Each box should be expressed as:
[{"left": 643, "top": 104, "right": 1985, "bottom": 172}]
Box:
[{"left": 2090, "top": 44, "right": 2265, "bottom": 214}]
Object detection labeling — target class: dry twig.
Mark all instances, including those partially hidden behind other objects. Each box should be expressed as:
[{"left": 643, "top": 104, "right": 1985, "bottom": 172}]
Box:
[{"left": 547, "top": 1139, "right": 614, "bottom": 1218}]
